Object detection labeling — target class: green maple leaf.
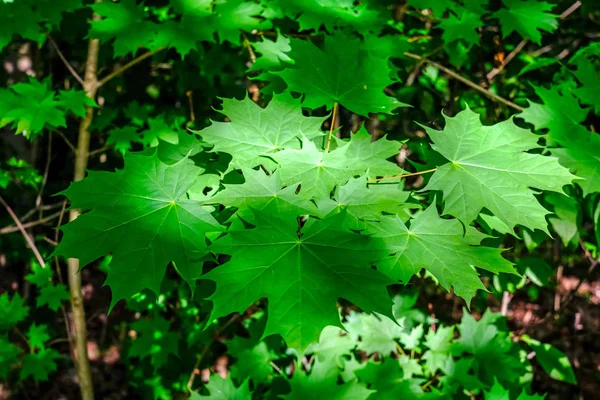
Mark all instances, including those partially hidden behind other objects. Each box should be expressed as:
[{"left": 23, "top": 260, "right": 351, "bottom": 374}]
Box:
[
  {"left": 211, "top": 168, "right": 317, "bottom": 224},
  {"left": 484, "top": 379, "right": 511, "bottom": 400},
  {"left": 270, "top": 0, "right": 387, "bottom": 34},
  {"left": 58, "top": 90, "right": 97, "bottom": 118},
  {"left": 31, "top": 0, "right": 83, "bottom": 26},
  {"left": 519, "top": 86, "right": 600, "bottom": 195},
  {"left": 0, "top": 293, "right": 29, "bottom": 332},
  {"left": 205, "top": 207, "right": 394, "bottom": 351},
  {"left": 422, "top": 325, "right": 454, "bottom": 374},
  {"left": 273, "top": 33, "right": 408, "bottom": 115},
  {"left": 493, "top": 0, "right": 558, "bottom": 45},
  {"left": 439, "top": 11, "right": 484, "bottom": 48},
  {"left": 129, "top": 317, "right": 179, "bottom": 370},
  {"left": 27, "top": 324, "right": 50, "bottom": 350},
  {"left": 422, "top": 108, "right": 575, "bottom": 233},
  {"left": 369, "top": 205, "right": 516, "bottom": 304},
  {"left": 55, "top": 152, "right": 223, "bottom": 307},
  {"left": 107, "top": 126, "right": 140, "bottom": 155},
  {"left": 89, "top": 0, "right": 156, "bottom": 56},
  {"left": 227, "top": 319, "right": 275, "bottom": 384},
  {"left": 0, "top": 2, "right": 45, "bottom": 51},
  {"left": 454, "top": 310, "right": 527, "bottom": 386},
  {"left": 271, "top": 132, "right": 403, "bottom": 200},
  {"left": 0, "top": 335, "right": 21, "bottom": 379},
  {"left": 306, "top": 326, "right": 355, "bottom": 367},
  {"left": 198, "top": 94, "right": 325, "bottom": 168},
  {"left": 355, "top": 358, "right": 433, "bottom": 399},
  {"left": 284, "top": 360, "right": 373, "bottom": 400},
  {"left": 521, "top": 335, "right": 576, "bottom": 384},
  {"left": 211, "top": 0, "right": 271, "bottom": 44},
  {"left": 25, "top": 265, "right": 53, "bottom": 287},
  {"left": 20, "top": 348, "right": 60, "bottom": 382},
  {"left": 191, "top": 375, "right": 251, "bottom": 399},
  {"left": 344, "top": 312, "right": 404, "bottom": 356},
  {"left": 546, "top": 193, "right": 579, "bottom": 246},
  {"left": 249, "top": 34, "right": 292, "bottom": 71},
  {"left": 0, "top": 80, "right": 66, "bottom": 138},
  {"left": 571, "top": 57, "right": 600, "bottom": 113},
  {"left": 37, "top": 284, "right": 70, "bottom": 311}
]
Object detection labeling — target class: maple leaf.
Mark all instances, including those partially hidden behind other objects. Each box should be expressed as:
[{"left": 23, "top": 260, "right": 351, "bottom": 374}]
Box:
[
  {"left": 55, "top": 152, "right": 224, "bottom": 307},
  {"left": 422, "top": 325, "right": 454, "bottom": 374},
  {"left": 249, "top": 34, "right": 292, "bottom": 71},
  {"left": 344, "top": 312, "right": 405, "bottom": 356},
  {"left": 521, "top": 335, "right": 576, "bottom": 384},
  {"left": 129, "top": 317, "right": 179, "bottom": 370},
  {"left": 422, "top": 108, "right": 575, "bottom": 233},
  {"left": 368, "top": 205, "right": 516, "bottom": 304},
  {"left": 190, "top": 375, "right": 251, "bottom": 399},
  {"left": 227, "top": 318, "right": 276, "bottom": 384},
  {"left": 273, "top": 33, "right": 408, "bottom": 116},
  {"left": 107, "top": 126, "right": 140, "bottom": 155},
  {"left": 205, "top": 207, "right": 394, "bottom": 351},
  {"left": 20, "top": 348, "right": 61, "bottom": 382},
  {"left": 519, "top": 86, "right": 600, "bottom": 195},
  {"left": 58, "top": 90, "right": 97, "bottom": 118},
  {"left": 0, "top": 293, "right": 29, "bottom": 332},
  {"left": 571, "top": 57, "right": 600, "bottom": 113},
  {"left": 439, "top": 11, "right": 484, "bottom": 48},
  {"left": 198, "top": 94, "right": 325, "bottom": 169},
  {"left": 37, "top": 284, "right": 70, "bottom": 311},
  {"left": 493, "top": 0, "right": 558, "bottom": 45},
  {"left": 355, "top": 358, "right": 434, "bottom": 399},
  {"left": 25, "top": 265, "right": 53, "bottom": 287},
  {"left": 27, "top": 324, "right": 50, "bottom": 350},
  {"left": 283, "top": 360, "right": 374, "bottom": 400},
  {"left": 271, "top": 132, "right": 403, "bottom": 201},
  {"left": 88, "top": 0, "right": 157, "bottom": 56},
  {"left": 0, "top": 80, "right": 66, "bottom": 138},
  {"left": 0, "top": 2, "right": 45, "bottom": 51},
  {"left": 0, "top": 335, "right": 20, "bottom": 379},
  {"left": 306, "top": 326, "right": 355, "bottom": 367}
]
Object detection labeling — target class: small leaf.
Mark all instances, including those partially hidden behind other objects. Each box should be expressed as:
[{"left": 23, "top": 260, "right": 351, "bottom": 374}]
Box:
[{"left": 522, "top": 335, "right": 577, "bottom": 384}]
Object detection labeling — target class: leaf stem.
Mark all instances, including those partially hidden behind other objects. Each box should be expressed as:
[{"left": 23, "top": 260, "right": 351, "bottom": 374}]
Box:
[
  {"left": 368, "top": 168, "right": 437, "bottom": 183},
  {"left": 325, "top": 102, "right": 339, "bottom": 153},
  {"left": 49, "top": 37, "right": 85, "bottom": 86},
  {"left": 0, "top": 195, "right": 47, "bottom": 269},
  {"left": 95, "top": 47, "right": 166, "bottom": 89},
  {"left": 403, "top": 52, "right": 523, "bottom": 111}
]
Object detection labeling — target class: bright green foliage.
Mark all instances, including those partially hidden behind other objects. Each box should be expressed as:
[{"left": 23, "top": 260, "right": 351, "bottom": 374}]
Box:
[
  {"left": 571, "top": 57, "right": 600, "bottom": 113},
  {"left": 25, "top": 265, "right": 53, "bottom": 287},
  {"left": 273, "top": 34, "right": 408, "bottom": 115},
  {"left": 422, "top": 325, "right": 454, "bottom": 374},
  {"left": 191, "top": 375, "right": 251, "bottom": 399},
  {"left": 423, "top": 108, "right": 575, "bottom": 232},
  {"left": 129, "top": 317, "right": 179, "bottom": 370},
  {"left": 344, "top": 312, "right": 405, "bottom": 356},
  {"left": 37, "top": 284, "right": 70, "bottom": 311},
  {"left": 408, "top": 0, "right": 455, "bottom": 16},
  {"left": 249, "top": 35, "right": 292, "bottom": 71},
  {"left": 199, "top": 95, "right": 325, "bottom": 168},
  {"left": 493, "top": 0, "right": 558, "bottom": 44},
  {"left": 107, "top": 126, "right": 140, "bottom": 155},
  {"left": 546, "top": 193, "right": 579, "bottom": 246},
  {"left": 0, "top": 336, "right": 20, "bottom": 379},
  {"left": 306, "top": 326, "right": 355, "bottom": 366},
  {"left": 354, "top": 358, "right": 434, "bottom": 399},
  {"left": 0, "top": 81, "right": 92, "bottom": 138},
  {"left": 521, "top": 335, "right": 576, "bottom": 384},
  {"left": 439, "top": 10, "right": 484, "bottom": 48},
  {"left": 283, "top": 360, "right": 373, "bottom": 400},
  {"left": 26, "top": 324, "right": 50, "bottom": 350},
  {"left": 20, "top": 348, "right": 61, "bottom": 382},
  {"left": 56, "top": 152, "right": 224, "bottom": 308},
  {"left": 0, "top": 158, "right": 43, "bottom": 189},
  {"left": 485, "top": 379, "right": 546, "bottom": 400},
  {"left": 520, "top": 85, "right": 600, "bottom": 195},
  {"left": 206, "top": 208, "right": 394, "bottom": 351},
  {"left": 0, "top": 294, "right": 29, "bottom": 332},
  {"left": 369, "top": 205, "right": 516, "bottom": 304}
]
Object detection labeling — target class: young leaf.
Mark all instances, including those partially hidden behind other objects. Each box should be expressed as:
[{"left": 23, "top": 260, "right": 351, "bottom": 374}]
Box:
[
  {"left": 306, "top": 326, "right": 355, "bottom": 367},
  {"left": 190, "top": 375, "right": 251, "bottom": 399},
  {"left": 20, "top": 348, "right": 60, "bottom": 382},
  {"left": 344, "top": 312, "right": 404, "bottom": 356},
  {"left": 0, "top": 293, "right": 29, "bottom": 332},
  {"left": 355, "top": 358, "right": 432, "bottom": 399},
  {"left": 37, "top": 284, "right": 70, "bottom": 311},
  {"left": 493, "top": 0, "right": 558, "bottom": 45},
  {"left": 422, "top": 325, "right": 454, "bottom": 374},
  {"left": 25, "top": 265, "right": 53, "bottom": 287},
  {"left": 422, "top": 108, "right": 575, "bottom": 233},
  {"left": 521, "top": 335, "right": 576, "bottom": 384},
  {"left": 273, "top": 33, "right": 408, "bottom": 116},
  {"left": 26, "top": 324, "right": 50, "bottom": 350},
  {"left": 198, "top": 94, "right": 325, "bottom": 169},
  {"left": 205, "top": 207, "right": 394, "bottom": 351},
  {"left": 55, "top": 152, "right": 224, "bottom": 307},
  {"left": 129, "top": 317, "right": 179, "bottom": 370},
  {"left": 369, "top": 205, "right": 516, "bottom": 304},
  {"left": 0, "top": 335, "right": 20, "bottom": 379}
]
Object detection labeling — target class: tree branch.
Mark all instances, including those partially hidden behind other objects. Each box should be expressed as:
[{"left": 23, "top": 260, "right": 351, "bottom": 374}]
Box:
[
  {"left": 49, "top": 37, "right": 85, "bottom": 86},
  {"left": 403, "top": 52, "right": 523, "bottom": 111},
  {"left": 0, "top": 196, "right": 47, "bottom": 269},
  {"left": 95, "top": 47, "right": 166, "bottom": 89},
  {"left": 55, "top": 130, "right": 78, "bottom": 154},
  {"left": 0, "top": 210, "right": 62, "bottom": 234}
]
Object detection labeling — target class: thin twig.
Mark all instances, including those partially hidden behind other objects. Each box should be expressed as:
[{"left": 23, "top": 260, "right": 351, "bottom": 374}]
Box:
[
  {"left": 95, "top": 47, "right": 166, "bottom": 89},
  {"left": 88, "top": 145, "right": 112, "bottom": 157},
  {"left": 243, "top": 36, "right": 256, "bottom": 64},
  {"left": 0, "top": 210, "right": 62, "bottom": 234},
  {"left": 19, "top": 202, "right": 63, "bottom": 223},
  {"left": 404, "top": 52, "right": 523, "bottom": 111},
  {"left": 487, "top": 39, "right": 529, "bottom": 81},
  {"left": 187, "top": 313, "right": 242, "bottom": 390},
  {"left": 325, "top": 102, "right": 339, "bottom": 153},
  {"left": 49, "top": 37, "right": 85, "bottom": 86},
  {"left": 0, "top": 196, "right": 46, "bottom": 268},
  {"left": 36, "top": 132, "right": 53, "bottom": 208},
  {"left": 368, "top": 168, "right": 437, "bottom": 183},
  {"left": 55, "top": 130, "right": 77, "bottom": 154}
]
